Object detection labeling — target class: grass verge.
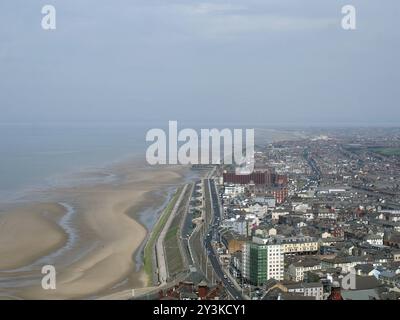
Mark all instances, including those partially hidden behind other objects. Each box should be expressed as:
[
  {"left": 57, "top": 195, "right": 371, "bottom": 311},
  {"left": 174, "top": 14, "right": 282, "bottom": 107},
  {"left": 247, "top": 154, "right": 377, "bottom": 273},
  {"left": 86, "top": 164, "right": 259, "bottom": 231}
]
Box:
[{"left": 143, "top": 187, "right": 182, "bottom": 285}]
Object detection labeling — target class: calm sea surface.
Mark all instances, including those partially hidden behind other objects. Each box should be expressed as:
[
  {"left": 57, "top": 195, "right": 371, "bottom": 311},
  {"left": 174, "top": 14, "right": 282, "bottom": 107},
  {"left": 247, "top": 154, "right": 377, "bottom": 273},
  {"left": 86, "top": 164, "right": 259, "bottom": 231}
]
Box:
[{"left": 0, "top": 123, "right": 149, "bottom": 205}]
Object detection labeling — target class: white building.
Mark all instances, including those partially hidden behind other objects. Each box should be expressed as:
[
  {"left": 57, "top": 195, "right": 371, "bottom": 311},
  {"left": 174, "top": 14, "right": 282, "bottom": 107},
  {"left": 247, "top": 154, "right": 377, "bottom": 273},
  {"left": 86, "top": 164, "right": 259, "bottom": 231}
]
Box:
[
  {"left": 293, "top": 203, "right": 310, "bottom": 213},
  {"left": 224, "top": 184, "right": 245, "bottom": 196},
  {"left": 287, "top": 260, "right": 321, "bottom": 282},
  {"left": 244, "top": 203, "right": 268, "bottom": 219},
  {"left": 253, "top": 196, "right": 276, "bottom": 208},
  {"left": 222, "top": 214, "right": 259, "bottom": 236},
  {"left": 317, "top": 211, "right": 338, "bottom": 219},
  {"left": 271, "top": 210, "right": 290, "bottom": 221},
  {"left": 285, "top": 282, "right": 324, "bottom": 300},
  {"left": 364, "top": 234, "right": 384, "bottom": 246}
]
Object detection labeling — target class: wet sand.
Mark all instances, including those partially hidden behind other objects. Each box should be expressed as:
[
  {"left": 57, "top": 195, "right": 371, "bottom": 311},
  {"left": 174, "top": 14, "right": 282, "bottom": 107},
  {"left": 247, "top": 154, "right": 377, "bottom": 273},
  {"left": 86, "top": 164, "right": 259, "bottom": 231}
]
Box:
[
  {"left": 0, "top": 203, "right": 67, "bottom": 271},
  {"left": 0, "top": 160, "right": 189, "bottom": 299}
]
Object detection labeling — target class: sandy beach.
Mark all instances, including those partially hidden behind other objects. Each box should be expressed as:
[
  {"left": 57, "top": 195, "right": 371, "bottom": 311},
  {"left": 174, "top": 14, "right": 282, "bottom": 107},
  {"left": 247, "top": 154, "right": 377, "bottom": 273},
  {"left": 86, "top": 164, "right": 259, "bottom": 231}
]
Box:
[
  {"left": 0, "top": 203, "right": 67, "bottom": 271},
  {"left": 0, "top": 159, "right": 190, "bottom": 300}
]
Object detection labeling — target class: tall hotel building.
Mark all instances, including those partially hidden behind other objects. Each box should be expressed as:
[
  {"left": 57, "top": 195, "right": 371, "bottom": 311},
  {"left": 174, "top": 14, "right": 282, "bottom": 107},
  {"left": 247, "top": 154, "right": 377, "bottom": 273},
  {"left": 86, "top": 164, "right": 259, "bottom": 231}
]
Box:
[{"left": 242, "top": 238, "right": 284, "bottom": 286}]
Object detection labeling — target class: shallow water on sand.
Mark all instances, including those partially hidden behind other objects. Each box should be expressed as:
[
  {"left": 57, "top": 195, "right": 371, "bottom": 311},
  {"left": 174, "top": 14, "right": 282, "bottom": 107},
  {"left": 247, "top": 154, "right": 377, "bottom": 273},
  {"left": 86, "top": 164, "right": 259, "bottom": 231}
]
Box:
[{"left": 0, "top": 122, "right": 148, "bottom": 205}]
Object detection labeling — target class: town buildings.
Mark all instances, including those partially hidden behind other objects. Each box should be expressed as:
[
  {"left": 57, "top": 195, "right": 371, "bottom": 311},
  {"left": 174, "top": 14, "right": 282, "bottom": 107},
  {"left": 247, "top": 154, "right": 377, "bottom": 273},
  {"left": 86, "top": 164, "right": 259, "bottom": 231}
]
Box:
[{"left": 211, "top": 129, "right": 400, "bottom": 300}]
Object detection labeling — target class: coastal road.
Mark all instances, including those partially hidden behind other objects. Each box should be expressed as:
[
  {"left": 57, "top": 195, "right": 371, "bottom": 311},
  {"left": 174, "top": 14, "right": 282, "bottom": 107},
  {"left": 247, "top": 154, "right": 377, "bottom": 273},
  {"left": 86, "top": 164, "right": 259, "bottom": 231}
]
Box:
[
  {"left": 204, "top": 179, "right": 243, "bottom": 300},
  {"left": 181, "top": 183, "right": 198, "bottom": 266}
]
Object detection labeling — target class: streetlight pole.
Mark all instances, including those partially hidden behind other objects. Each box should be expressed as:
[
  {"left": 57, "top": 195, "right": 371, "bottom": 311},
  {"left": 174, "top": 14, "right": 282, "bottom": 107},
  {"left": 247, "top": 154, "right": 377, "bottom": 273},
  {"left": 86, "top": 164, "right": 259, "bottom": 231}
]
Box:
[{"left": 205, "top": 254, "right": 208, "bottom": 280}]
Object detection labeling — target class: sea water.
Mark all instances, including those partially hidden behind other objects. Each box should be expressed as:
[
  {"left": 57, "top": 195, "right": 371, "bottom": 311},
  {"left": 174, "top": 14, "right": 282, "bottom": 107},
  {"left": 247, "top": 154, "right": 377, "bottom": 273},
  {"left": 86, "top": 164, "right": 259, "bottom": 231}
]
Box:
[{"left": 0, "top": 122, "right": 148, "bottom": 205}]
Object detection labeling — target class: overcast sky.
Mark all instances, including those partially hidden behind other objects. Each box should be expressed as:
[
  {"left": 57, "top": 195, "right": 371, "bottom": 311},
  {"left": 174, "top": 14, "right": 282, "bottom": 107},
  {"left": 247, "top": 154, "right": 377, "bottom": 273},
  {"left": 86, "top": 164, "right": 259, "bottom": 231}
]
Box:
[{"left": 0, "top": 0, "right": 399, "bottom": 126}]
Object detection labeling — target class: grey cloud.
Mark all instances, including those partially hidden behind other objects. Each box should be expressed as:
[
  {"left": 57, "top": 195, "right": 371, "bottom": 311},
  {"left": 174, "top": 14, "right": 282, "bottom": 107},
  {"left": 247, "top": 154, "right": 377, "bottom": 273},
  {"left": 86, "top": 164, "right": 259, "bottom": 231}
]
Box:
[{"left": 0, "top": 0, "right": 399, "bottom": 126}]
